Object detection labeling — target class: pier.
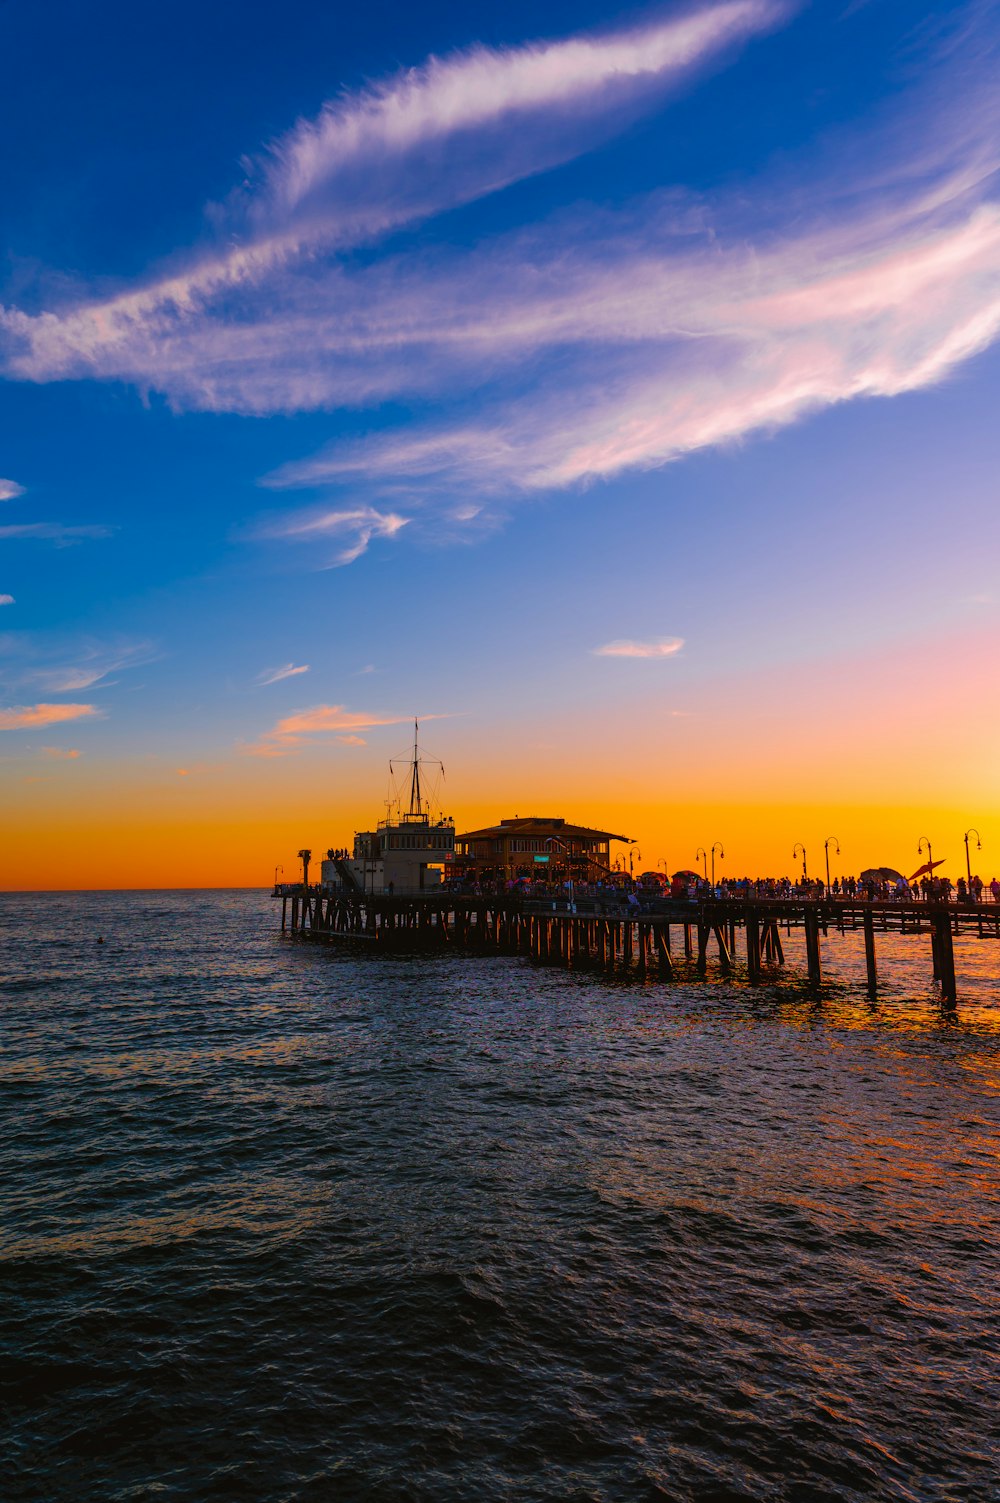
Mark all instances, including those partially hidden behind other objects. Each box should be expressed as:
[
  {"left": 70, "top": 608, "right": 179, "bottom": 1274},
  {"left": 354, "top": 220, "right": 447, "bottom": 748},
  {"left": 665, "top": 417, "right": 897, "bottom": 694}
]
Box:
[{"left": 276, "top": 889, "right": 1000, "bottom": 1006}]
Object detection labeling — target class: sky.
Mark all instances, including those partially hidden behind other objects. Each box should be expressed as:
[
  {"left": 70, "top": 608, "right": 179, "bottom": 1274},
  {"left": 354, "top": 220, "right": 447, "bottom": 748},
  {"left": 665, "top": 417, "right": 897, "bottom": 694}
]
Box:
[{"left": 2, "top": 0, "right": 1000, "bottom": 888}]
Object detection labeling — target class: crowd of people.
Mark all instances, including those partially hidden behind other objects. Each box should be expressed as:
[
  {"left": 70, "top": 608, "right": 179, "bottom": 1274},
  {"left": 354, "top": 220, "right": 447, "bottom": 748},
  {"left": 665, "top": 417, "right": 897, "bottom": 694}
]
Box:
[{"left": 446, "top": 871, "right": 1000, "bottom": 905}]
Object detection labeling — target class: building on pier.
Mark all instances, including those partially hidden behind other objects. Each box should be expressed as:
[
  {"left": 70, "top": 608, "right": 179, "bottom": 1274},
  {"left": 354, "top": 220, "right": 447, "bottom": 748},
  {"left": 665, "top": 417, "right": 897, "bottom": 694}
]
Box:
[
  {"left": 320, "top": 721, "right": 456, "bottom": 896},
  {"left": 452, "top": 816, "right": 633, "bottom": 883}
]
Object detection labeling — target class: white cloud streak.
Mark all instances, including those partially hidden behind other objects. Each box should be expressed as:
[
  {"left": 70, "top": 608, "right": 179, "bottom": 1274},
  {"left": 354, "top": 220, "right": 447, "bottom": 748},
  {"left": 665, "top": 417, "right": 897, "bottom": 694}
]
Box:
[
  {"left": 253, "top": 0, "right": 783, "bottom": 237},
  {"left": 593, "top": 637, "right": 685, "bottom": 658},
  {"left": 267, "top": 181, "right": 1000, "bottom": 495},
  {"left": 1, "top": 637, "right": 156, "bottom": 698},
  {"left": 27, "top": 641, "right": 155, "bottom": 693},
  {"left": 257, "top": 506, "right": 410, "bottom": 565},
  {"left": 0, "top": 594, "right": 13, "bottom": 606},
  {"left": 0, "top": 2, "right": 784, "bottom": 405},
  {"left": 2, "top": 1, "right": 1000, "bottom": 536},
  {"left": 0, "top": 479, "right": 25, "bottom": 501},
  {"left": 256, "top": 662, "right": 310, "bottom": 685}
]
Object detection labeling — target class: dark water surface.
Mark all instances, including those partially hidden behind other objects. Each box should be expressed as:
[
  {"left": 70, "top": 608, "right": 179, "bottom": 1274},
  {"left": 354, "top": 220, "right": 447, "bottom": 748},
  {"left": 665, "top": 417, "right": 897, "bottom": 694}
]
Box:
[{"left": 3, "top": 891, "right": 1000, "bottom": 1501}]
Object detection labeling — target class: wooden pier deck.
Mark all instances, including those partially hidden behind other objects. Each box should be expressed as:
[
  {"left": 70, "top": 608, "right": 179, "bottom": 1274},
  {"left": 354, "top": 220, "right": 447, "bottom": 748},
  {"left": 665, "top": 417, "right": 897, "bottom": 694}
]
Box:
[{"left": 276, "top": 889, "right": 1000, "bottom": 1006}]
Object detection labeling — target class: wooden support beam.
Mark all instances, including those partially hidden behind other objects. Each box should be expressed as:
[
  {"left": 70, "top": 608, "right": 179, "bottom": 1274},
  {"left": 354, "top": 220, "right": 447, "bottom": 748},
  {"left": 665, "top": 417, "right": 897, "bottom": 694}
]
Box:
[
  {"left": 804, "top": 908, "right": 822, "bottom": 986},
  {"left": 863, "top": 907, "right": 877, "bottom": 993},
  {"left": 713, "top": 925, "right": 732, "bottom": 973},
  {"left": 655, "top": 927, "right": 673, "bottom": 980},
  {"left": 933, "top": 910, "right": 957, "bottom": 1006},
  {"left": 684, "top": 924, "right": 693, "bottom": 960},
  {"left": 696, "top": 921, "right": 709, "bottom": 973},
  {"left": 746, "top": 908, "right": 761, "bottom": 985}
]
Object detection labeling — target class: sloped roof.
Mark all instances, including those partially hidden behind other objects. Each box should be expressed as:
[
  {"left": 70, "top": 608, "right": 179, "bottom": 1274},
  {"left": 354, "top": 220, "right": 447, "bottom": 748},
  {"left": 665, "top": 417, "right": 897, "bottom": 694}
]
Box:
[{"left": 456, "top": 816, "right": 633, "bottom": 844}]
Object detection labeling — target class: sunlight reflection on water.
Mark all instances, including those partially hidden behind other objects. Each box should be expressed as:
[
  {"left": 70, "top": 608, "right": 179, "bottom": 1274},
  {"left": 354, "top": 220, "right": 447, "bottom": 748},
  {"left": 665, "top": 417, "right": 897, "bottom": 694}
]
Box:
[{"left": 2, "top": 891, "right": 999, "bottom": 1502}]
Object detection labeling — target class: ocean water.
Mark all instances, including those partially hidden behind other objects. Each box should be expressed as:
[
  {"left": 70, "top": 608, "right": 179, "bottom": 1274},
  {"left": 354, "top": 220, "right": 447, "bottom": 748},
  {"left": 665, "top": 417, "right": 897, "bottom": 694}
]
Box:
[{"left": 2, "top": 890, "right": 999, "bottom": 1502}]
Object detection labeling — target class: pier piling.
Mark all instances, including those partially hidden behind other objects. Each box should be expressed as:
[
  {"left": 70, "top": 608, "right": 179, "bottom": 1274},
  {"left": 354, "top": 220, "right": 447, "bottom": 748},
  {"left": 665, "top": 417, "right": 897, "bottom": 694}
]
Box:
[{"left": 274, "top": 890, "right": 993, "bottom": 1005}]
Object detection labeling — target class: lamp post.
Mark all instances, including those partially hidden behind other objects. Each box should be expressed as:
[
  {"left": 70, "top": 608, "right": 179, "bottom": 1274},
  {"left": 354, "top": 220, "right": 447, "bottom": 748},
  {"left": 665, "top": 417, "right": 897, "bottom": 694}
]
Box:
[
  {"left": 917, "top": 835, "right": 933, "bottom": 899},
  {"left": 696, "top": 846, "right": 708, "bottom": 882},
  {"left": 274, "top": 864, "right": 283, "bottom": 889},
  {"left": 711, "top": 842, "right": 724, "bottom": 888},
  {"left": 963, "top": 827, "right": 982, "bottom": 887},
  {"left": 823, "top": 836, "right": 840, "bottom": 893},
  {"left": 793, "top": 842, "right": 807, "bottom": 880}
]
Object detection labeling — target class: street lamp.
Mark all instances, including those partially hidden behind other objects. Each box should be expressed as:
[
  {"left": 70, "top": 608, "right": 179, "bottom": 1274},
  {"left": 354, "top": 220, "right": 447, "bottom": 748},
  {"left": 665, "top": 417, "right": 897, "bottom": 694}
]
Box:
[
  {"left": 711, "top": 842, "right": 724, "bottom": 887},
  {"left": 274, "top": 864, "right": 283, "bottom": 888},
  {"left": 917, "top": 835, "right": 933, "bottom": 899},
  {"left": 793, "top": 842, "right": 807, "bottom": 880},
  {"left": 823, "top": 836, "right": 840, "bottom": 893},
  {"left": 963, "top": 827, "right": 982, "bottom": 887},
  {"left": 695, "top": 846, "right": 708, "bottom": 882}
]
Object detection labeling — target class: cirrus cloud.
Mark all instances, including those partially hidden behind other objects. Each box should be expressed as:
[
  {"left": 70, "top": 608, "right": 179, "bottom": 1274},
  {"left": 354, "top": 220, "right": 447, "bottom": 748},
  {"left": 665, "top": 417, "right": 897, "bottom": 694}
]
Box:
[
  {"left": 593, "top": 637, "right": 685, "bottom": 658},
  {"left": 243, "top": 704, "right": 447, "bottom": 757},
  {"left": 0, "top": 0, "right": 785, "bottom": 413},
  {"left": 0, "top": 703, "right": 98, "bottom": 730},
  {"left": 2, "top": 1, "right": 999, "bottom": 556},
  {"left": 255, "top": 662, "right": 310, "bottom": 686},
  {"left": 254, "top": 506, "right": 411, "bottom": 567}
]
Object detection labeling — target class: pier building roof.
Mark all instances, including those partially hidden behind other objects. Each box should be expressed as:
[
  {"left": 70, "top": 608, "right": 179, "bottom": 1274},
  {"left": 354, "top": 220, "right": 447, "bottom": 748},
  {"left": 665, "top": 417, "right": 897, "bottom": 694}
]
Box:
[{"left": 455, "top": 817, "right": 632, "bottom": 844}]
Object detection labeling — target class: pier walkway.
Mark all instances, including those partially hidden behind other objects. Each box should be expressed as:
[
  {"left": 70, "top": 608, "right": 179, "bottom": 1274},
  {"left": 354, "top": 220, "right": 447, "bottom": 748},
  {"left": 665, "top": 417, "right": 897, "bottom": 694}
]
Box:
[{"left": 276, "top": 889, "right": 1000, "bottom": 1006}]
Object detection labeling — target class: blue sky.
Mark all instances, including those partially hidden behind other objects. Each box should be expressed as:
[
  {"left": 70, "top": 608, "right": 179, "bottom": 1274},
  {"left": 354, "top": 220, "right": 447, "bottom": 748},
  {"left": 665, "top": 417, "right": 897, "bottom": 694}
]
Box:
[{"left": 2, "top": 0, "right": 1000, "bottom": 880}]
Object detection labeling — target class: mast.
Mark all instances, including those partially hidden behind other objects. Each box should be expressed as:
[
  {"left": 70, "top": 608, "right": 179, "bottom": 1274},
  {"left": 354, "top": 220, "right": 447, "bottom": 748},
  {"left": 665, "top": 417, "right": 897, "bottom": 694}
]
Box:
[{"left": 408, "top": 717, "right": 423, "bottom": 817}]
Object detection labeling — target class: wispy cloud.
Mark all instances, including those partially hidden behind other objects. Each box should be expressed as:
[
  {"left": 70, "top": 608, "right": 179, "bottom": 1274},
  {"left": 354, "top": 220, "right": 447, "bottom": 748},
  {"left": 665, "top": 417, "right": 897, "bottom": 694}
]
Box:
[
  {"left": 0, "top": 703, "right": 97, "bottom": 730},
  {"left": 0, "top": 3, "right": 784, "bottom": 410},
  {"left": 41, "top": 746, "right": 82, "bottom": 759},
  {"left": 243, "top": 703, "right": 438, "bottom": 756},
  {"left": 0, "top": 479, "right": 25, "bottom": 502},
  {"left": 0, "top": 635, "right": 155, "bottom": 699},
  {"left": 0, "top": 594, "right": 13, "bottom": 606},
  {"left": 256, "top": 506, "right": 410, "bottom": 566},
  {"left": 3, "top": 1, "right": 1000, "bottom": 544},
  {"left": 337, "top": 734, "right": 367, "bottom": 746},
  {"left": 268, "top": 169, "right": 1000, "bottom": 497},
  {"left": 0, "top": 522, "right": 111, "bottom": 544},
  {"left": 248, "top": 0, "right": 783, "bottom": 243},
  {"left": 256, "top": 662, "right": 310, "bottom": 686},
  {"left": 26, "top": 640, "right": 155, "bottom": 693},
  {"left": 593, "top": 637, "right": 685, "bottom": 658}
]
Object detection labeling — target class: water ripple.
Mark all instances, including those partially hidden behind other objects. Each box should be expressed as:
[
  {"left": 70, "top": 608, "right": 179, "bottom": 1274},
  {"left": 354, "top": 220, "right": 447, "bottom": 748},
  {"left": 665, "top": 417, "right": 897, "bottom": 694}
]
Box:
[{"left": 2, "top": 891, "right": 999, "bottom": 1502}]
